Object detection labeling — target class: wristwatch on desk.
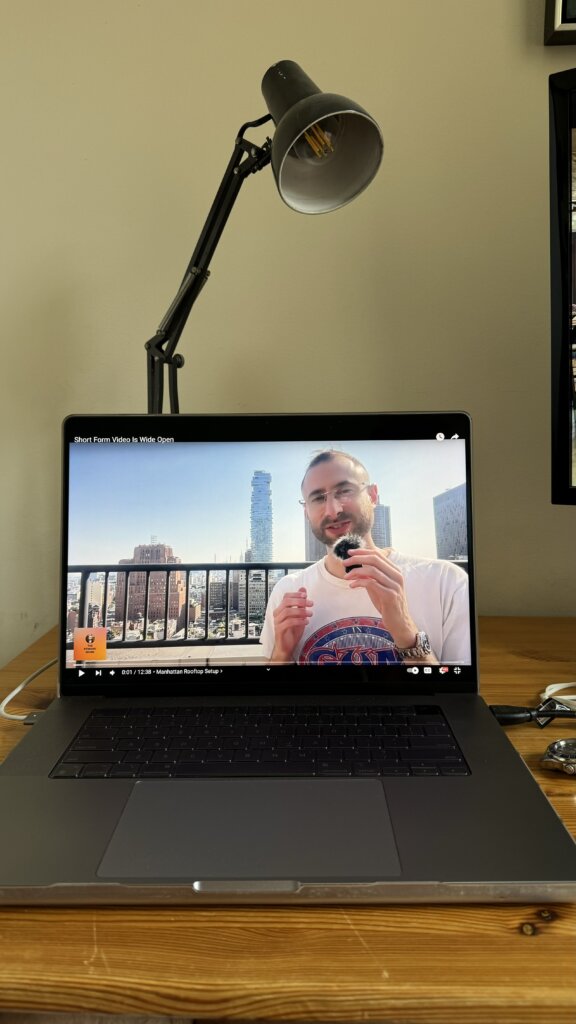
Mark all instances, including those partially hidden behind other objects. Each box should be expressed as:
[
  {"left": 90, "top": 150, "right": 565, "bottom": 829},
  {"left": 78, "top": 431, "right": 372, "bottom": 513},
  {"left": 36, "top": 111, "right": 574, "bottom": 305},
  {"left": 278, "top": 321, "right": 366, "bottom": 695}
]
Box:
[{"left": 540, "top": 739, "right": 576, "bottom": 775}]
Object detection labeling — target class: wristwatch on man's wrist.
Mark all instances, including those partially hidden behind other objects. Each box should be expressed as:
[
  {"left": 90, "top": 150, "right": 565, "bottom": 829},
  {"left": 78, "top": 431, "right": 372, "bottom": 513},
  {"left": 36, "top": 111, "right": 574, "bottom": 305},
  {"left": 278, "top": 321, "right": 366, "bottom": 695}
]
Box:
[
  {"left": 540, "top": 739, "right": 576, "bottom": 775},
  {"left": 395, "top": 631, "right": 432, "bottom": 660}
]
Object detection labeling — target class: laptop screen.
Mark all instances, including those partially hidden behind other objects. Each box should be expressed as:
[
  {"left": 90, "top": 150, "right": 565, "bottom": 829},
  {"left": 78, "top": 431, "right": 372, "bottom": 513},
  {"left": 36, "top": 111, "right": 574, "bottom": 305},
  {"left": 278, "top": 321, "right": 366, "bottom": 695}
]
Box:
[{"left": 60, "top": 412, "right": 477, "bottom": 696}]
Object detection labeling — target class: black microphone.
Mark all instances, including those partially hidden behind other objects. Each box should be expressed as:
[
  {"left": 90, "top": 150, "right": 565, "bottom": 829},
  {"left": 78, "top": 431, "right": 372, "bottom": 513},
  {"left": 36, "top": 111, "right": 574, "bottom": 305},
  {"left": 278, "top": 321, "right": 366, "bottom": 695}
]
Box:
[{"left": 333, "top": 533, "right": 363, "bottom": 573}]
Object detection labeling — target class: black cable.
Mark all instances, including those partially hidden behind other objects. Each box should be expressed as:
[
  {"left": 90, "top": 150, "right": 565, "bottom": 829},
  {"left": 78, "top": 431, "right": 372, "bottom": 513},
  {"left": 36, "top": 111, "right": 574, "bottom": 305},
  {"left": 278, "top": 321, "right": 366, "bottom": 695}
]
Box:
[{"left": 489, "top": 704, "right": 576, "bottom": 725}]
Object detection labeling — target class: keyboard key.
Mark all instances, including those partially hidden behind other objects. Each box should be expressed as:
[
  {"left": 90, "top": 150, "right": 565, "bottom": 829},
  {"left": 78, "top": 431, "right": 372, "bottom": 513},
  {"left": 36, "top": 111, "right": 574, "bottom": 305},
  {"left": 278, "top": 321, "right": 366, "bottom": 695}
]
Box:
[
  {"left": 400, "top": 726, "right": 426, "bottom": 737},
  {"left": 299, "top": 744, "right": 320, "bottom": 756},
  {"left": 74, "top": 737, "right": 117, "bottom": 749},
  {"left": 150, "top": 750, "right": 178, "bottom": 763},
  {"left": 173, "top": 763, "right": 303, "bottom": 777},
  {"left": 176, "top": 749, "right": 208, "bottom": 762},
  {"left": 82, "top": 765, "right": 112, "bottom": 778},
  {"left": 64, "top": 750, "right": 117, "bottom": 763},
  {"left": 170, "top": 737, "right": 198, "bottom": 749},
  {"left": 116, "top": 739, "right": 143, "bottom": 751},
  {"left": 233, "top": 750, "right": 262, "bottom": 762},
  {"left": 316, "top": 759, "right": 343, "bottom": 771},
  {"left": 405, "top": 746, "right": 457, "bottom": 758},
  {"left": 52, "top": 764, "right": 84, "bottom": 778},
  {"left": 288, "top": 750, "right": 316, "bottom": 763},
  {"left": 403, "top": 758, "right": 441, "bottom": 767},
  {"left": 284, "top": 760, "right": 316, "bottom": 772}
]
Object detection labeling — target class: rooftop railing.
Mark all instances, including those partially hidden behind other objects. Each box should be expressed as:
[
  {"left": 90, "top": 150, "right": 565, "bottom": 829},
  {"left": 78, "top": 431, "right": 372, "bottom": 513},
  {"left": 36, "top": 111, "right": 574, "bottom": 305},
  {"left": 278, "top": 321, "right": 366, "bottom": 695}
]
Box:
[{"left": 66, "top": 562, "right": 311, "bottom": 649}]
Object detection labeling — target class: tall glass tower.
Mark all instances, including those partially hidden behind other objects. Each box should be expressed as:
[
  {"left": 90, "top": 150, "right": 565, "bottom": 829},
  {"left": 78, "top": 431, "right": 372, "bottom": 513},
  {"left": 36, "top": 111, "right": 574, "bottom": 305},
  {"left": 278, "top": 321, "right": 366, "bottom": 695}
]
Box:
[
  {"left": 250, "top": 471, "right": 273, "bottom": 561},
  {"left": 372, "top": 502, "right": 392, "bottom": 548},
  {"left": 433, "top": 483, "right": 467, "bottom": 559}
]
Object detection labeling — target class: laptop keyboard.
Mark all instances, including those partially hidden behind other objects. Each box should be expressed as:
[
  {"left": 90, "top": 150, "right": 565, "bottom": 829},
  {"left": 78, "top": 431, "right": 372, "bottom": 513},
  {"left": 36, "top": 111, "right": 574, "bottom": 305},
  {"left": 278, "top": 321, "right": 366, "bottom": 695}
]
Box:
[{"left": 50, "top": 704, "right": 469, "bottom": 779}]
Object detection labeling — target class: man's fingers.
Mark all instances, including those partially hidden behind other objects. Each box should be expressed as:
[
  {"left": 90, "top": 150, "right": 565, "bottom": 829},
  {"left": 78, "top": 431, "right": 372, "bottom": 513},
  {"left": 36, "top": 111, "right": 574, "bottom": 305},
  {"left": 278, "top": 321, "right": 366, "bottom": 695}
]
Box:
[
  {"left": 273, "top": 591, "right": 313, "bottom": 625},
  {"left": 344, "top": 549, "right": 397, "bottom": 570},
  {"left": 346, "top": 565, "right": 399, "bottom": 589},
  {"left": 274, "top": 604, "right": 313, "bottom": 623},
  {"left": 344, "top": 552, "right": 403, "bottom": 586},
  {"left": 275, "top": 590, "right": 313, "bottom": 609}
]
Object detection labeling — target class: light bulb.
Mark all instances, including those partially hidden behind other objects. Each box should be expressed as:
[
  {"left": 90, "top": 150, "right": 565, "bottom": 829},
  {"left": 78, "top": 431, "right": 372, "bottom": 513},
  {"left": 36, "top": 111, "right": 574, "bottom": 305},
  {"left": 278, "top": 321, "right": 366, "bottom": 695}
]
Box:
[{"left": 290, "top": 115, "right": 343, "bottom": 163}]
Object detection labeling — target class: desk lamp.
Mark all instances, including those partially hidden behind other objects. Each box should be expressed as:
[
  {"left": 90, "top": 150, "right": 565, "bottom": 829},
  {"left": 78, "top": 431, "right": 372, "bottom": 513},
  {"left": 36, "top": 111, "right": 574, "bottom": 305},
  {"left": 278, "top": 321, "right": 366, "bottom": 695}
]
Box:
[{"left": 145, "top": 60, "right": 383, "bottom": 413}]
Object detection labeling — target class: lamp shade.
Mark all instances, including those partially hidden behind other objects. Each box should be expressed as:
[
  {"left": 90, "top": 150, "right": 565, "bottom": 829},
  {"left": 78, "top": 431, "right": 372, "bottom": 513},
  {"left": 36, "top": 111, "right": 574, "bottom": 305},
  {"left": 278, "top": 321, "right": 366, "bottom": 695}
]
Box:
[{"left": 261, "top": 60, "right": 383, "bottom": 214}]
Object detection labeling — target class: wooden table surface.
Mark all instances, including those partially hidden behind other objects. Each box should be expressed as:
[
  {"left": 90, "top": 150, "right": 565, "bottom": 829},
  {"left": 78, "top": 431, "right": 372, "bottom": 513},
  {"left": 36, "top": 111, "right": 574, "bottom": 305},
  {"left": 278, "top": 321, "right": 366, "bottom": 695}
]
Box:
[{"left": 0, "top": 618, "right": 575, "bottom": 1024}]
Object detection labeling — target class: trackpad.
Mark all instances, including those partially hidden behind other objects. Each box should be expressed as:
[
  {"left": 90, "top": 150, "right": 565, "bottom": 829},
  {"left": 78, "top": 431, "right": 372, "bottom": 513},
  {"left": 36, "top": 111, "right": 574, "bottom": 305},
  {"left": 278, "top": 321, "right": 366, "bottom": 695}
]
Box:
[{"left": 97, "top": 779, "right": 401, "bottom": 880}]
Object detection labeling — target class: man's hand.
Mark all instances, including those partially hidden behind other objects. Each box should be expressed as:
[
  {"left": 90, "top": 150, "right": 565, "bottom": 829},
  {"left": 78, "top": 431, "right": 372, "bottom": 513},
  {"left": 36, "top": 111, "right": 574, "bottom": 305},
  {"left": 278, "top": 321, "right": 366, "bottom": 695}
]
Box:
[
  {"left": 344, "top": 548, "right": 420, "bottom": 650},
  {"left": 270, "top": 587, "right": 313, "bottom": 663}
]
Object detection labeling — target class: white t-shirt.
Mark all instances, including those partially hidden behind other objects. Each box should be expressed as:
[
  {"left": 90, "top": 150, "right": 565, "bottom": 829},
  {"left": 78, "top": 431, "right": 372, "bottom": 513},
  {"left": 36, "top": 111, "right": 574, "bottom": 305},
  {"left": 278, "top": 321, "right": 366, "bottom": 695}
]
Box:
[{"left": 259, "top": 550, "right": 471, "bottom": 665}]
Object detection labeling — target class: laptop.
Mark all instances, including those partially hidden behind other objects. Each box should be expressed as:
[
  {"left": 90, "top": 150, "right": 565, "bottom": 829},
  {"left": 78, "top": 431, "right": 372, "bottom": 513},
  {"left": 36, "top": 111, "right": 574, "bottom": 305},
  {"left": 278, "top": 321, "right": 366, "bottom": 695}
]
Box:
[{"left": 1, "top": 410, "right": 575, "bottom": 904}]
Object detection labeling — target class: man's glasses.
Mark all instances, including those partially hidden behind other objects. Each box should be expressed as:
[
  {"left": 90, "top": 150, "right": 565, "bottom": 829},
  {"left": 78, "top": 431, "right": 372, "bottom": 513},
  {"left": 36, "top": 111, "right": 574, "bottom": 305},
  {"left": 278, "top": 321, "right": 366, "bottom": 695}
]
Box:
[{"left": 299, "top": 482, "right": 370, "bottom": 509}]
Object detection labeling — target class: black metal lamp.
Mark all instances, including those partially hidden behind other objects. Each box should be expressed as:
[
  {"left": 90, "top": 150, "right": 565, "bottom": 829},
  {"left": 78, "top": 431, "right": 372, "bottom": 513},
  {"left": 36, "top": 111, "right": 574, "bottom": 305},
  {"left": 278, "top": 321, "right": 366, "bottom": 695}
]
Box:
[{"left": 146, "top": 60, "right": 383, "bottom": 414}]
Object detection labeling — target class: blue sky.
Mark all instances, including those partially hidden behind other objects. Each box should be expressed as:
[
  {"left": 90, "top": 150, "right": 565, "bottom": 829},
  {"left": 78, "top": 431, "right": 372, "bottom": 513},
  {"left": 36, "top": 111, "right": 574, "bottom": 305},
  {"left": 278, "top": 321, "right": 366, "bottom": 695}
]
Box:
[{"left": 68, "top": 438, "right": 467, "bottom": 565}]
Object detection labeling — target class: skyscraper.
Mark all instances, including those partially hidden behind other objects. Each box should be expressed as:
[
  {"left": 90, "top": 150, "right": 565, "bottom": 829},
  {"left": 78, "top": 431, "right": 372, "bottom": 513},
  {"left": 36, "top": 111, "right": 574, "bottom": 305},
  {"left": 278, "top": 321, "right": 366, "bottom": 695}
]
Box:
[
  {"left": 433, "top": 483, "right": 467, "bottom": 560},
  {"left": 114, "top": 540, "right": 185, "bottom": 624},
  {"left": 250, "top": 471, "right": 273, "bottom": 561},
  {"left": 372, "top": 502, "right": 392, "bottom": 548}
]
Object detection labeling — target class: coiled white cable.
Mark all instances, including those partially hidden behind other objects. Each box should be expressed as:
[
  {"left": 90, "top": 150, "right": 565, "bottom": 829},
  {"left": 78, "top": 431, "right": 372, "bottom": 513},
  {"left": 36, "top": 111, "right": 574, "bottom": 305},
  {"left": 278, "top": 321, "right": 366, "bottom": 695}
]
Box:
[
  {"left": 0, "top": 659, "right": 57, "bottom": 721},
  {"left": 539, "top": 681, "right": 576, "bottom": 711}
]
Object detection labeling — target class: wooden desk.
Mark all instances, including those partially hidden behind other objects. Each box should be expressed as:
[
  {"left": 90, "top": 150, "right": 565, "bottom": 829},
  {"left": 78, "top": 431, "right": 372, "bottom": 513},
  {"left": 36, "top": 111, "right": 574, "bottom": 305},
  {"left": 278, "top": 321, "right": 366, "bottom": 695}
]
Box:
[{"left": 0, "top": 618, "right": 575, "bottom": 1024}]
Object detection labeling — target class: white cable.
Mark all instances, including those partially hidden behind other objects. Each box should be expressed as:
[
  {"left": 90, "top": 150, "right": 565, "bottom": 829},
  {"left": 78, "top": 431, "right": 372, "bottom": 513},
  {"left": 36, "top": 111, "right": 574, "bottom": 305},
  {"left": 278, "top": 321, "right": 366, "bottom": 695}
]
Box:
[
  {"left": 0, "top": 658, "right": 57, "bottom": 721},
  {"left": 540, "top": 681, "right": 576, "bottom": 711}
]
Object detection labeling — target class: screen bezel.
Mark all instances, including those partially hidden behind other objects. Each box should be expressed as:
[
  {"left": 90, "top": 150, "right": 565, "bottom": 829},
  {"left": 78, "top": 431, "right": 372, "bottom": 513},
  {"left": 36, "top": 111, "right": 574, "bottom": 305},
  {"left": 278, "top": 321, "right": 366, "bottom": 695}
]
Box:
[
  {"left": 59, "top": 411, "right": 478, "bottom": 697},
  {"left": 550, "top": 69, "right": 576, "bottom": 505}
]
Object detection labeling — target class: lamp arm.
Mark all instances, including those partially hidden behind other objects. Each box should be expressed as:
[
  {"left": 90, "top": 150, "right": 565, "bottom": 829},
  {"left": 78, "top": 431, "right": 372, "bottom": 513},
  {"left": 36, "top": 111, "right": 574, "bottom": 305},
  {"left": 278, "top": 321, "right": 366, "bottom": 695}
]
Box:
[{"left": 146, "top": 114, "right": 273, "bottom": 414}]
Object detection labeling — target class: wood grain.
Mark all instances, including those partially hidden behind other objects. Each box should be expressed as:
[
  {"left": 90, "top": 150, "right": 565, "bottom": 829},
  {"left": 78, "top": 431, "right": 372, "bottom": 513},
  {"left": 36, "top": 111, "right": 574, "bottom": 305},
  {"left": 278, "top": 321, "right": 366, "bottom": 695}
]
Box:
[
  {"left": 0, "top": 903, "right": 574, "bottom": 1021},
  {"left": 0, "top": 619, "right": 575, "bottom": 1023}
]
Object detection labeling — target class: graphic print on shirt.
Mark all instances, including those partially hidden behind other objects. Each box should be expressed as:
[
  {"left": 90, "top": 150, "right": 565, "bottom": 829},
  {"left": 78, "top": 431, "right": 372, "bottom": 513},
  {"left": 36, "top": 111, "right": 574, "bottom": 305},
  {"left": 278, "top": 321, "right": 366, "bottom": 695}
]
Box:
[{"left": 299, "top": 616, "right": 402, "bottom": 665}]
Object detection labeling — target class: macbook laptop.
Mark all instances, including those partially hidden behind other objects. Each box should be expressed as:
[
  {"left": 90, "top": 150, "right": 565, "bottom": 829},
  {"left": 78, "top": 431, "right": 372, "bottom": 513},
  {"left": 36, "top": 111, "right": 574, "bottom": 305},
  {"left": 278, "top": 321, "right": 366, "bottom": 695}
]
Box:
[{"left": 1, "top": 410, "right": 575, "bottom": 903}]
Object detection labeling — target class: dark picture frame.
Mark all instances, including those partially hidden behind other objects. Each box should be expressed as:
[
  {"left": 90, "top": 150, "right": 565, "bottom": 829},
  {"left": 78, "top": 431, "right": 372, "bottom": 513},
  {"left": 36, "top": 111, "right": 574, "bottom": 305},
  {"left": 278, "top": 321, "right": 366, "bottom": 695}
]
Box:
[
  {"left": 545, "top": 1, "right": 576, "bottom": 45},
  {"left": 549, "top": 69, "right": 576, "bottom": 504}
]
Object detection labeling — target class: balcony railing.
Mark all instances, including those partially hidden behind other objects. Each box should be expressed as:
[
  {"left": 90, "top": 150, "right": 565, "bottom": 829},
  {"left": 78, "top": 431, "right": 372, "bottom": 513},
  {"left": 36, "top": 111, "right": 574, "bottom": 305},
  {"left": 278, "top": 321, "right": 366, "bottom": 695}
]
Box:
[{"left": 66, "top": 562, "right": 311, "bottom": 649}]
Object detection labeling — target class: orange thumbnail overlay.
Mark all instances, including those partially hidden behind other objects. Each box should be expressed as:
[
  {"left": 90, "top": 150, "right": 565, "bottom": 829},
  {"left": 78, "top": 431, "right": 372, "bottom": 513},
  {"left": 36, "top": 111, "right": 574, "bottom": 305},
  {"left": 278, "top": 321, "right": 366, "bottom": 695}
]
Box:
[{"left": 73, "top": 627, "right": 107, "bottom": 661}]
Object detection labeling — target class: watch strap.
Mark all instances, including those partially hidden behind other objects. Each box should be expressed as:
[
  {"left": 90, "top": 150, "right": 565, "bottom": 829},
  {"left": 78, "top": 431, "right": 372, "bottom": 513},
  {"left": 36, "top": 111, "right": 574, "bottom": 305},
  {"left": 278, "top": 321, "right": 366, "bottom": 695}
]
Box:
[{"left": 395, "top": 630, "right": 431, "bottom": 659}]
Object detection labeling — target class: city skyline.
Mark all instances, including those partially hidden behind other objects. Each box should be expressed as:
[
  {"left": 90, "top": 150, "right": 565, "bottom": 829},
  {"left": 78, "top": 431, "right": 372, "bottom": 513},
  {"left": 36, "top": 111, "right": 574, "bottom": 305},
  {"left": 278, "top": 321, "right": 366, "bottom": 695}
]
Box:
[{"left": 68, "top": 438, "right": 467, "bottom": 565}]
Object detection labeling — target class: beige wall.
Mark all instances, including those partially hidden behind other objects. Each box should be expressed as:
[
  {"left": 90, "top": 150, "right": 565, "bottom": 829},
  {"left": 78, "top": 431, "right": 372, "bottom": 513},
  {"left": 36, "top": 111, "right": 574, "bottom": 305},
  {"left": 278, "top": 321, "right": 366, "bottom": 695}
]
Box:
[{"left": 1, "top": 0, "right": 575, "bottom": 666}]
